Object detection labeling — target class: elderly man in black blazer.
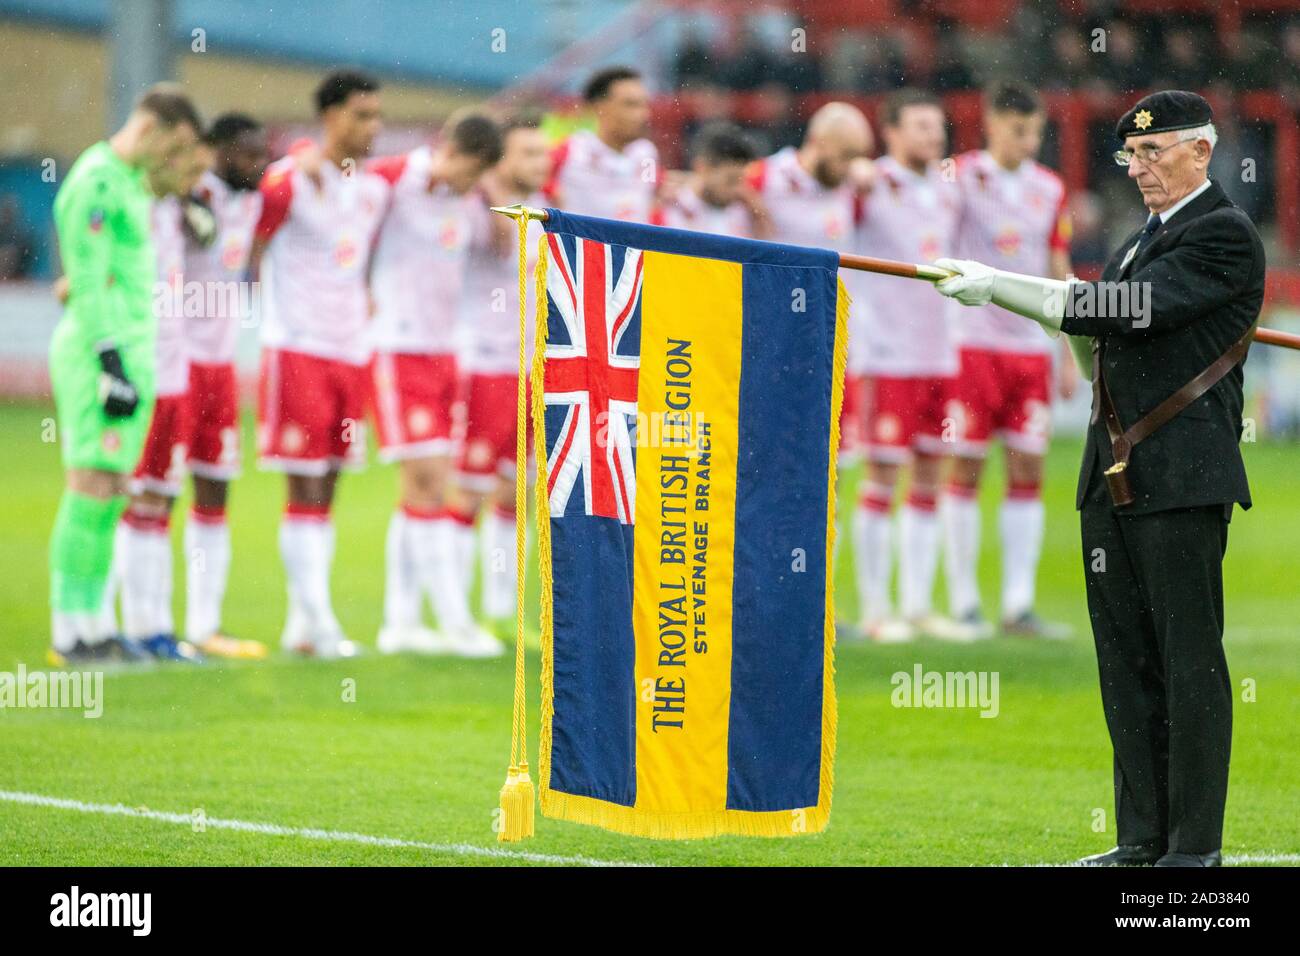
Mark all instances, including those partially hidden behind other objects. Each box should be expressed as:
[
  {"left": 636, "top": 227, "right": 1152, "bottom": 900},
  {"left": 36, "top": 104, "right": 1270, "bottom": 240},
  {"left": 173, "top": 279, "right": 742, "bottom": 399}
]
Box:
[{"left": 934, "top": 90, "right": 1266, "bottom": 867}]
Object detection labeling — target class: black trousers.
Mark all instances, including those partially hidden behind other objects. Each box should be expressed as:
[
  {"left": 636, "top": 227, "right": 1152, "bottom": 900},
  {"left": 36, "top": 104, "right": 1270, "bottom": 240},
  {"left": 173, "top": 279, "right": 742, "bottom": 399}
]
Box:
[{"left": 1079, "top": 480, "right": 1233, "bottom": 854}]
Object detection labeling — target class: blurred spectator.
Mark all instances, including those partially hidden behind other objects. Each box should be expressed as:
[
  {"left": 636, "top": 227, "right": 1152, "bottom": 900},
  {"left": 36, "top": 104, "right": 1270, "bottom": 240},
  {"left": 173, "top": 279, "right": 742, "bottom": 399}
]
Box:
[
  {"left": 0, "top": 196, "right": 35, "bottom": 280},
  {"left": 679, "top": 79, "right": 734, "bottom": 149},
  {"left": 674, "top": 28, "right": 715, "bottom": 88},
  {"left": 1043, "top": 26, "right": 1094, "bottom": 90},
  {"left": 722, "top": 24, "right": 780, "bottom": 91},
  {"left": 1154, "top": 26, "right": 1210, "bottom": 90},
  {"left": 1215, "top": 29, "right": 1273, "bottom": 90},
  {"left": 930, "top": 28, "right": 976, "bottom": 92},
  {"left": 773, "top": 18, "right": 824, "bottom": 94},
  {"left": 1097, "top": 19, "right": 1153, "bottom": 96},
  {"left": 742, "top": 82, "right": 803, "bottom": 154}
]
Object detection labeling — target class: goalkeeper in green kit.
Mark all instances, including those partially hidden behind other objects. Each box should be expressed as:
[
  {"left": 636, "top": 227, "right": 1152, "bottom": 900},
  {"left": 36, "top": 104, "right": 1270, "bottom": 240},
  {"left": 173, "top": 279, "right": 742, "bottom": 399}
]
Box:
[{"left": 48, "top": 85, "right": 201, "bottom": 663}]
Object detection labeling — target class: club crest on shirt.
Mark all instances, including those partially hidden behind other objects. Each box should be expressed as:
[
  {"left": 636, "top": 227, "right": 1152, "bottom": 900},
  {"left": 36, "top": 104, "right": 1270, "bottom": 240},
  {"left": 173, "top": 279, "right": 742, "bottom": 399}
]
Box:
[
  {"left": 221, "top": 237, "right": 247, "bottom": 271},
  {"left": 994, "top": 226, "right": 1022, "bottom": 256},
  {"left": 334, "top": 236, "right": 359, "bottom": 269}
]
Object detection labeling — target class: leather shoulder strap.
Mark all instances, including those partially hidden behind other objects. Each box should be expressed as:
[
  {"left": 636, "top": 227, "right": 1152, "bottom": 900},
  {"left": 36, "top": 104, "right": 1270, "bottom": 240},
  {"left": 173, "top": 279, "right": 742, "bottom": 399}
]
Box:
[
  {"left": 1124, "top": 320, "right": 1257, "bottom": 447},
  {"left": 1096, "top": 320, "right": 1257, "bottom": 466}
]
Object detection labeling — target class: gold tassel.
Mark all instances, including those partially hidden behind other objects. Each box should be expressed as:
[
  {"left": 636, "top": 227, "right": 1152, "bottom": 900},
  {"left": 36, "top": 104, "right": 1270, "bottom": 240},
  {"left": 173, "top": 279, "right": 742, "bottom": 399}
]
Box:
[
  {"left": 498, "top": 206, "right": 538, "bottom": 842},
  {"left": 498, "top": 762, "right": 535, "bottom": 842}
]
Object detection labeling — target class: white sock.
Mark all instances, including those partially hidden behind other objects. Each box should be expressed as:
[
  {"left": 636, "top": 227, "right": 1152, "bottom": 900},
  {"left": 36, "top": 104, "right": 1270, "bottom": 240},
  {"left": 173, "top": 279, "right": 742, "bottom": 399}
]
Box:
[
  {"left": 852, "top": 483, "right": 894, "bottom": 623},
  {"left": 898, "top": 496, "right": 940, "bottom": 620},
  {"left": 481, "top": 507, "right": 517, "bottom": 620},
  {"left": 152, "top": 524, "right": 175, "bottom": 637},
  {"left": 279, "top": 509, "right": 340, "bottom": 634},
  {"left": 383, "top": 510, "right": 421, "bottom": 630},
  {"left": 451, "top": 512, "right": 476, "bottom": 604},
  {"left": 119, "top": 513, "right": 169, "bottom": 639},
  {"left": 1000, "top": 492, "right": 1044, "bottom": 620},
  {"left": 404, "top": 511, "right": 473, "bottom": 633},
  {"left": 942, "top": 488, "right": 981, "bottom": 618},
  {"left": 184, "top": 509, "right": 231, "bottom": 640}
]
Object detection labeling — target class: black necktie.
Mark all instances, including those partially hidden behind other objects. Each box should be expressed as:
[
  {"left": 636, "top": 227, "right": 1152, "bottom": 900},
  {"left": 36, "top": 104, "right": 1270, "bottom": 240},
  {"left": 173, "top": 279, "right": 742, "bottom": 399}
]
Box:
[{"left": 1119, "top": 215, "right": 1160, "bottom": 278}]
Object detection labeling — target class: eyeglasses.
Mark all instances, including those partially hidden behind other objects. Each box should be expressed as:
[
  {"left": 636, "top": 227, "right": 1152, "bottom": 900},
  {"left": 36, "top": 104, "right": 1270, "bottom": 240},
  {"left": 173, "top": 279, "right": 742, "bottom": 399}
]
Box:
[{"left": 1113, "top": 136, "right": 1197, "bottom": 167}]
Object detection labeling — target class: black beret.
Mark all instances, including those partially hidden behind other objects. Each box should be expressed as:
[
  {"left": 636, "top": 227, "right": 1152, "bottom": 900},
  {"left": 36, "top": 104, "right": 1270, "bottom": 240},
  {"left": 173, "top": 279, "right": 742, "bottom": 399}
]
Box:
[{"left": 1115, "top": 90, "right": 1213, "bottom": 140}]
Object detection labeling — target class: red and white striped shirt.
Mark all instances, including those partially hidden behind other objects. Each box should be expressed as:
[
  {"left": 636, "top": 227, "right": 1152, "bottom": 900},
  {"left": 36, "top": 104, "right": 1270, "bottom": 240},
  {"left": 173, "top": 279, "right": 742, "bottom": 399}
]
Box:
[
  {"left": 853, "top": 155, "right": 962, "bottom": 377},
  {"left": 253, "top": 152, "right": 390, "bottom": 365},
  {"left": 368, "top": 145, "right": 480, "bottom": 355},
  {"left": 542, "top": 129, "right": 658, "bottom": 223},
  {"left": 949, "top": 149, "right": 1071, "bottom": 355}
]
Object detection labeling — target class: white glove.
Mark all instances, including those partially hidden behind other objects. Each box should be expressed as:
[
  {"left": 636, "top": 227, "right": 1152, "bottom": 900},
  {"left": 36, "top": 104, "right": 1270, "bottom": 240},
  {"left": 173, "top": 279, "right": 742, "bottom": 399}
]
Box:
[
  {"left": 933, "top": 257, "right": 1073, "bottom": 337},
  {"left": 934, "top": 258, "right": 996, "bottom": 306}
]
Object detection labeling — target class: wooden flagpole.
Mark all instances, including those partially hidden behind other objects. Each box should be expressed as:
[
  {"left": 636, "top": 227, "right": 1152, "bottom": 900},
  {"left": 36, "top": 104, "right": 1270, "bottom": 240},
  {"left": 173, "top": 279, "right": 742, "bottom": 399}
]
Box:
[{"left": 489, "top": 205, "right": 1300, "bottom": 352}]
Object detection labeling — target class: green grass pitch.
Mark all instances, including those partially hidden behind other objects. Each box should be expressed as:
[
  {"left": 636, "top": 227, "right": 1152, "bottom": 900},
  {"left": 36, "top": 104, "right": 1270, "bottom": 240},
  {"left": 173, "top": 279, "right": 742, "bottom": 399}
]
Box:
[{"left": 0, "top": 400, "right": 1296, "bottom": 866}]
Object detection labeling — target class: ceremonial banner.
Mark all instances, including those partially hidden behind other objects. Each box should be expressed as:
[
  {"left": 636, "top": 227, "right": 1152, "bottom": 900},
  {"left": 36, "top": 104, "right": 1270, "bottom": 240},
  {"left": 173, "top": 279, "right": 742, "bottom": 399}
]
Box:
[{"left": 532, "top": 209, "right": 847, "bottom": 838}]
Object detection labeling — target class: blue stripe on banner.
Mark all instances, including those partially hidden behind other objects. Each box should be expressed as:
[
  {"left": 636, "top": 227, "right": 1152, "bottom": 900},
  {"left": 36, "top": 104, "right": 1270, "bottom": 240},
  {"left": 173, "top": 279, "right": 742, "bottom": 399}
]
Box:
[
  {"left": 548, "top": 515, "right": 638, "bottom": 807},
  {"left": 544, "top": 209, "right": 839, "bottom": 273},
  {"left": 726, "top": 262, "right": 836, "bottom": 812}
]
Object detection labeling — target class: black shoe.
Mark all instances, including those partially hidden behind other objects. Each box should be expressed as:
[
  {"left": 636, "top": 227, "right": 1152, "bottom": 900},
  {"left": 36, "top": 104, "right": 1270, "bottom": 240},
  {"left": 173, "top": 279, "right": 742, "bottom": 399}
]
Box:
[
  {"left": 55, "top": 637, "right": 148, "bottom": 666},
  {"left": 1154, "top": 850, "right": 1222, "bottom": 867},
  {"left": 1078, "top": 845, "right": 1165, "bottom": 866}
]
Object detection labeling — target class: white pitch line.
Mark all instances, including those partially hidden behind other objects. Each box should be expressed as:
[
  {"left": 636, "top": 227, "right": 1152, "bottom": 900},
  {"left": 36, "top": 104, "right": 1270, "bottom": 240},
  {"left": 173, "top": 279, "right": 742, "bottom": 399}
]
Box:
[{"left": 0, "top": 790, "right": 652, "bottom": 867}]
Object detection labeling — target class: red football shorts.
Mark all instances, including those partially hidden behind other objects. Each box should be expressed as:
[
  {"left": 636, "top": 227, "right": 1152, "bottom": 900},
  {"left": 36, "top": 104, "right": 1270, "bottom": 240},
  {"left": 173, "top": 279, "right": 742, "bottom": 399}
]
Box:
[
  {"left": 457, "top": 372, "right": 530, "bottom": 492},
  {"left": 257, "top": 347, "right": 368, "bottom": 475},
  {"left": 134, "top": 392, "right": 192, "bottom": 496},
  {"left": 370, "top": 351, "right": 460, "bottom": 463},
  {"left": 863, "top": 374, "right": 958, "bottom": 463},
  {"left": 187, "top": 361, "right": 241, "bottom": 481},
  {"left": 951, "top": 347, "right": 1053, "bottom": 457}
]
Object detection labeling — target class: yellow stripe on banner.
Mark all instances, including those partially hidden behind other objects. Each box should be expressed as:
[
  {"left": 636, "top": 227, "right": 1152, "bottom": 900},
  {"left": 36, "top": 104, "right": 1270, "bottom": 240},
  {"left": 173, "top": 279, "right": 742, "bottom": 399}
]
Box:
[{"left": 631, "top": 251, "right": 743, "bottom": 817}]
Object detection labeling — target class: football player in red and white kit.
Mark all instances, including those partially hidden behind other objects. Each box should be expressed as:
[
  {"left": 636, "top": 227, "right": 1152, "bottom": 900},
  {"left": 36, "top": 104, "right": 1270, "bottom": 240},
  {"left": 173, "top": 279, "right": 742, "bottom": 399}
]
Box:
[
  {"left": 250, "top": 71, "right": 389, "bottom": 658},
  {"left": 652, "top": 122, "right": 759, "bottom": 237},
  {"left": 851, "top": 89, "right": 970, "bottom": 643},
  {"left": 367, "top": 112, "right": 505, "bottom": 657},
  {"left": 180, "top": 113, "right": 269, "bottom": 659},
  {"left": 106, "top": 138, "right": 214, "bottom": 661},
  {"left": 940, "top": 83, "right": 1076, "bottom": 640},
  {"left": 544, "top": 66, "right": 658, "bottom": 223},
  {"left": 444, "top": 113, "right": 550, "bottom": 633}
]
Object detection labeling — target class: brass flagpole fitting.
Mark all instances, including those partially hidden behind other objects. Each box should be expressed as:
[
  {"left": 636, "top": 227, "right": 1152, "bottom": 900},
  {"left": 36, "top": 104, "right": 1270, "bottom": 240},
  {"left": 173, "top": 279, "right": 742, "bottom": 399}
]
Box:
[{"left": 489, "top": 203, "right": 550, "bottom": 222}]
